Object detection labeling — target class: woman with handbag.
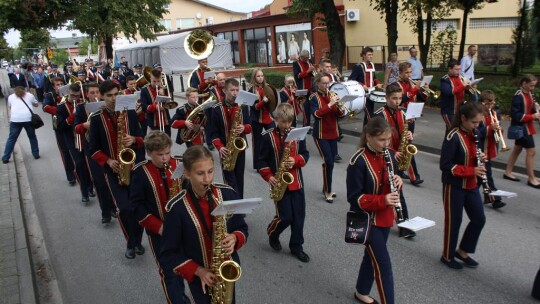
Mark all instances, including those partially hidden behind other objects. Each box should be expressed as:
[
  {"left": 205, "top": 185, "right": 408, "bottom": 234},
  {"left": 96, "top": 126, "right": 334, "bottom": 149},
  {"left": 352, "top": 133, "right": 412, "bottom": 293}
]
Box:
[
  {"left": 2, "top": 86, "right": 41, "bottom": 163},
  {"left": 503, "top": 74, "right": 540, "bottom": 188},
  {"left": 346, "top": 116, "right": 403, "bottom": 304}
]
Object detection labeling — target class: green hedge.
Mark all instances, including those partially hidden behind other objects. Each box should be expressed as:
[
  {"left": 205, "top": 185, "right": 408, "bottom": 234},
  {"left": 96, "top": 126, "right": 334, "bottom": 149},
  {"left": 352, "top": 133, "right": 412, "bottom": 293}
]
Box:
[{"left": 243, "top": 70, "right": 291, "bottom": 89}]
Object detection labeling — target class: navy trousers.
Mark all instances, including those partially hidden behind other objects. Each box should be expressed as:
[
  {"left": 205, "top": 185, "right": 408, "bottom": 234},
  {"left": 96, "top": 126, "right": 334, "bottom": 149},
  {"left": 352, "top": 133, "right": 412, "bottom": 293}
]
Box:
[
  {"left": 363, "top": 99, "right": 375, "bottom": 126},
  {"left": 204, "top": 107, "right": 213, "bottom": 147},
  {"left": 533, "top": 266, "right": 540, "bottom": 299},
  {"left": 84, "top": 151, "right": 113, "bottom": 219},
  {"left": 267, "top": 189, "right": 305, "bottom": 254},
  {"left": 441, "top": 113, "right": 454, "bottom": 132},
  {"left": 356, "top": 226, "right": 394, "bottom": 304},
  {"left": 313, "top": 138, "right": 337, "bottom": 193},
  {"left": 303, "top": 102, "right": 311, "bottom": 127},
  {"left": 442, "top": 184, "right": 486, "bottom": 262},
  {"left": 222, "top": 152, "right": 245, "bottom": 199},
  {"left": 68, "top": 148, "right": 92, "bottom": 198},
  {"left": 54, "top": 128, "right": 75, "bottom": 182},
  {"left": 147, "top": 233, "right": 186, "bottom": 304},
  {"left": 105, "top": 173, "right": 144, "bottom": 249},
  {"left": 251, "top": 121, "right": 275, "bottom": 170}
]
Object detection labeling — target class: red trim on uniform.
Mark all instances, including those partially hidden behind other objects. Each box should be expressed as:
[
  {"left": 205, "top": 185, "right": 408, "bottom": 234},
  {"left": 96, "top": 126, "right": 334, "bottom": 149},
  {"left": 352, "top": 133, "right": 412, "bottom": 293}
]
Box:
[
  {"left": 173, "top": 260, "right": 199, "bottom": 282},
  {"left": 139, "top": 214, "right": 163, "bottom": 235},
  {"left": 233, "top": 231, "right": 246, "bottom": 250},
  {"left": 92, "top": 151, "right": 110, "bottom": 167}
]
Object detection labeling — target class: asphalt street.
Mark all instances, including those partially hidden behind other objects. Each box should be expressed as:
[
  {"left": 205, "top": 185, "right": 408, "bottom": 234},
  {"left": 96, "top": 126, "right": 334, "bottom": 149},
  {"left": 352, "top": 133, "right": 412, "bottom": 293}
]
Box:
[{"left": 14, "top": 106, "right": 540, "bottom": 304}]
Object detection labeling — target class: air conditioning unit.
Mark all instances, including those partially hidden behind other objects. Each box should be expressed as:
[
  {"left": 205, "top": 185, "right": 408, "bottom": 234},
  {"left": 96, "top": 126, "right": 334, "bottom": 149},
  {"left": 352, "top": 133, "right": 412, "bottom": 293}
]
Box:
[
  {"left": 346, "top": 9, "right": 360, "bottom": 22},
  {"left": 206, "top": 16, "right": 214, "bottom": 25}
]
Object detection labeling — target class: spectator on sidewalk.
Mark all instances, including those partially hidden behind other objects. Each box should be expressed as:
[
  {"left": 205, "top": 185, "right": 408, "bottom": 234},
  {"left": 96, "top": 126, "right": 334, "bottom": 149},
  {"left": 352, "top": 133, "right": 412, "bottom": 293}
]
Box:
[
  {"left": 460, "top": 45, "right": 477, "bottom": 81},
  {"left": 407, "top": 47, "right": 423, "bottom": 81},
  {"left": 2, "top": 86, "right": 40, "bottom": 163},
  {"left": 33, "top": 67, "right": 45, "bottom": 102},
  {"left": 9, "top": 68, "right": 28, "bottom": 89},
  {"left": 384, "top": 52, "right": 400, "bottom": 87}
]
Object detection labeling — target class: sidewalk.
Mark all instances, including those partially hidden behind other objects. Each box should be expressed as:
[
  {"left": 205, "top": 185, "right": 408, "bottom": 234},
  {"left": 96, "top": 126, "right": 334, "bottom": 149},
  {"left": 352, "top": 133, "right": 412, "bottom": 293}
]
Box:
[{"left": 0, "top": 97, "right": 37, "bottom": 304}]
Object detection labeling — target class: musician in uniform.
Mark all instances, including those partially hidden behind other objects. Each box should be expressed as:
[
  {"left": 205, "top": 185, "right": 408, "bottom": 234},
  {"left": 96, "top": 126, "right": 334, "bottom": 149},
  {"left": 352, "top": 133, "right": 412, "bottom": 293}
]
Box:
[
  {"left": 210, "top": 78, "right": 252, "bottom": 198},
  {"left": 123, "top": 76, "right": 147, "bottom": 138},
  {"left": 279, "top": 75, "right": 303, "bottom": 128},
  {"left": 77, "top": 70, "right": 87, "bottom": 84},
  {"left": 205, "top": 73, "right": 226, "bottom": 151},
  {"left": 310, "top": 72, "right": 345, "bottom": 203},
  {"left": 44, "top": 64, "right": 62, "bottom": 93},
  {"left": 154, "top": 63, "right": 174, "bottom": 101},
  {"left": 440, "top": 102, "right": 486, "bottom": 269},
  {"left": 132, "top": 64, "right": 143, "bottom": 79},
  {"left": 111, "top": 67, "right": 126, "bottom": 89},
  {"left": 293, "top": 50, "right": 315, "bottom": 131},
  {"left": 374, "top": 83, "right": 418, "bottom": 238},
  {"left": 74, "top": 82, "right": 115, "bottom": 223},
  {"left": 349, "top": 47, "right": 383, "bottom": 126},
  {"left": 62, "top": 64, "right": 74, "bottom": 84},
  {"left": 259, "top": 103, "right": 310, "bottom": 263},
  {"left": 440, "top": 59, "right": 471, "bottom": 131},
  {"left": 140, "top": 69, "right": 171, "bottom": 136},
  {"left": 56, "top": 83, "right": 94, "bottom": 204},
  {"left": 319, "top": 59, "right": 343, "bottom": 159},
  {"left": 121, "top": 62, "right": 134, "bottom": 78},
  {"left": 89, "top": 80, "right": 145, "bottom": 259},
  {"left": 395, "top": 62, "right": 424, "bottom": 185},
  {"left": 347, "top": 116, "right": 403, "bottom": 304},
  {"left": 160, "top": 145, "right": 248, "bottom": 304},
  {"left": 190, "top": 59, "right": 215, "bottom": 97},
  {"left": 43, "top": 77, "right": 76, "bottom": 185},
  {"left": 130, "top": 131, "right": 187, "bottom": 304},
  {"left": 95, "top": 63, "right": 108, "bottom": 83},
  {"left": 503, "top": 74, "right": 540, "bottom": 188},
  {"left": 249, "top": 69, "right": 276, "bottom": 171},
  {"left": 477, "top": 90, "right": 506, "bottom": 208},
  {"left": 171, "top": 88, "right": 206, "bottom": 147}
]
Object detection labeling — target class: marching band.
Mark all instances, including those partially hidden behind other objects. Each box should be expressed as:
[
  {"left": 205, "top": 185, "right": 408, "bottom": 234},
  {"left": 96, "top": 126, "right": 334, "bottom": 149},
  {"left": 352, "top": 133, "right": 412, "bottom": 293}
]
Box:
[{"left": 18, "top": 30, "right": 540, "bottom": 303}]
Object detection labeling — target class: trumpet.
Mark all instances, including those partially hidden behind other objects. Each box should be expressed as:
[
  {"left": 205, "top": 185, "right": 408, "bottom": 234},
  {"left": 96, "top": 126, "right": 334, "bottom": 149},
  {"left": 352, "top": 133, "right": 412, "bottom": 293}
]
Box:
[
  {"left": 488, "top": 107, "right": 510, "bottom": 152},
  {"left": 410, "top": 79, "right": 440, "bottom": 99},
  {"left": 290, "top": 84, "right": 307, "bottom": 105},
  {"left": 309, "top": 62, "right": 318, "bottom": 76}
]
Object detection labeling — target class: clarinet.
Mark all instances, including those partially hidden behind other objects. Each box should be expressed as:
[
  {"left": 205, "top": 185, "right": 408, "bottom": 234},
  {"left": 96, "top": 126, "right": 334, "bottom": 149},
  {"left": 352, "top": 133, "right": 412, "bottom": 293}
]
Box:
[
  {"left": 383, "top": 148, "right": 404, "bottom": 222},
  {"left": 473, "top": 130, "right": 490, "bottom": 197}
]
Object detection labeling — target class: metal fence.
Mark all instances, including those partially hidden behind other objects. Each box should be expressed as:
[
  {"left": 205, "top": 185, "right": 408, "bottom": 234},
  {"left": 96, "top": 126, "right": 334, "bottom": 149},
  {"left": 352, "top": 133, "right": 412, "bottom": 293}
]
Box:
[{"left": 347, "top": 44, "right": 516, "bottom": 72}]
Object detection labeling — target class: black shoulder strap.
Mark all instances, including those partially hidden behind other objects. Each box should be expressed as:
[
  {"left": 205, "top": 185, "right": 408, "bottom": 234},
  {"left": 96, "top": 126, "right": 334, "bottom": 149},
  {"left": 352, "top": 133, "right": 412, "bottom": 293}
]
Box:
[{"left": 19, "top": 97, "right": 35, "bottom": 115}]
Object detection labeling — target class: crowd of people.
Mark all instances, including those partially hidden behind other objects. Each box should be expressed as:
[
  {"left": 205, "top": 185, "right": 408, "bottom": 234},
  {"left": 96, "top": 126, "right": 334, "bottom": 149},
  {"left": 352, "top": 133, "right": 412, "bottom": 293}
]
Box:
[{"left": 2, "top": 41, "right": 540, "bottom": 303}]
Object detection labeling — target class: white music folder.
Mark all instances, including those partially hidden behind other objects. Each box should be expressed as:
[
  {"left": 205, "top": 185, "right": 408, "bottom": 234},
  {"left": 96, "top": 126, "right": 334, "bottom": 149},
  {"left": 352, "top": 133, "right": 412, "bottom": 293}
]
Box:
[
  {"left": 397, "top": 216, "right": 435, "bottom": 232},
  {"left": 285, "top": 126, "right": 310, "bottom": 142},
  {"left": 115, "top": 94, "right": 137, "bottom": 111},
  {"left": 211, "top": 198, "right": 263, "bottom": 216},
  {"left": 171, "top": 163, "right": 184, "bottom": 179},
  {"left": 236, "top": 90, "right": 258, "bottom": 106},
  {"left": 85, "top": 101, "right": 105, "bottom": 114},
  {"left": 296, "top": 89, "right": 308, "bottom": 96},
  {"left": 58, "top": 84, "right": 71, "bottom": 97},
  {"left": 405, "top": 102, "right": 424, "bottom": 120}
]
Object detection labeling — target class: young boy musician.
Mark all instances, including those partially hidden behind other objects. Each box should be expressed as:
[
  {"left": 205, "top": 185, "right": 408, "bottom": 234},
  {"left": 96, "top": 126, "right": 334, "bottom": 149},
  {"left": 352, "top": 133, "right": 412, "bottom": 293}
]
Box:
[
  {"left": 140, "top": 69, "right": 171, "bottom": 136},
  {"left": 171, "top": 88, "right": 206, "bottom": 147},
  {"left": 259, "top": 103, "right": 310, "bottom": 263}
]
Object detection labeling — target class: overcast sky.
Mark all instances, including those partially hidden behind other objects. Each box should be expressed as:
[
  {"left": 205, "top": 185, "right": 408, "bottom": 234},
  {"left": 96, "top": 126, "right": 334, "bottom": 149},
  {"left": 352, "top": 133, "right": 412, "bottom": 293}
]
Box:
[{"left": 4, "top": 0, "right": 273, "bottom": 47}]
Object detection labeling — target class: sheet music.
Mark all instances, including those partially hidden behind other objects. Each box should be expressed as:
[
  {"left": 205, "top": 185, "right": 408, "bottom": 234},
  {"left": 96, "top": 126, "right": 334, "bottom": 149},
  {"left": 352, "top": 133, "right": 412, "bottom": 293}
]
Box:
[
  {"left": 58, "top": 84, "right": 71, "bottom": 97},
  {"left": 405, "top": 102, "right": 424, "bottom": 120},
  {"left": 296, "top": 89, "right": 308, "bottom": 96},
  {"left": 156, "top": 95, "right": 171, "bottom": 103},
  {"left": 397, "top": 216, "right": 435, "bottom": 231},
  {"left": 420, "top": 75, "right": 433, "bottom": 87},
  {"left": 115, "top": 95, "right": 137, "bottom": 111},
  {"left": 204, "top": 71, "right": 216, "bottom": 79},
  {"left": 211, "top": 198, "right": 263, "bottom": 216},
  {"left": 236, "top": 90, "right": 258, "bottom": 106},
  {"left": 285, "top": 126, "right": 310, "bottom": 142},
  {"left": 171, "top": 164, "right": 184, "bottom": 179},
  {"left": 85, "top": 101, "right": 105, "bottom": 114},
  {"left": 470, "top": 77, "right": 484, "bottom": 86},
  {"left": 489, "top": 190, "right": 517, "bottom": 198},
  {"left": 198, "top": 100, "right": 218, "bottom": 111}
]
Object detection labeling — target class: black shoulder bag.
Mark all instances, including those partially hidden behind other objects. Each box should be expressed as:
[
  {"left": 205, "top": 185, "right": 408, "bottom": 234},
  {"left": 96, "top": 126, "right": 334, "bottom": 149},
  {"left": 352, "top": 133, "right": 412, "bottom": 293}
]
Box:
[{"left": 20, "top": 97, "right": 44, "bottom": 129}]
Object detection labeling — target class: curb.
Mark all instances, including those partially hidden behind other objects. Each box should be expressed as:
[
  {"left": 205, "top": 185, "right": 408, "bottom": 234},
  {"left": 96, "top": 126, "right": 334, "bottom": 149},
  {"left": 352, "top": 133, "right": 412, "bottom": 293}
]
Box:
[{"left": 13, "top": 144, "right": 64, "bottom": 304}]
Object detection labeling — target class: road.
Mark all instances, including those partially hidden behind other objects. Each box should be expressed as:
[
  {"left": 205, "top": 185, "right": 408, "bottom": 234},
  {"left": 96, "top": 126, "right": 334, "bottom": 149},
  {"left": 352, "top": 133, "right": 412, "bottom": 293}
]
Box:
[{"left": 14, "top": 106, "right": 540, "bottom": 304}]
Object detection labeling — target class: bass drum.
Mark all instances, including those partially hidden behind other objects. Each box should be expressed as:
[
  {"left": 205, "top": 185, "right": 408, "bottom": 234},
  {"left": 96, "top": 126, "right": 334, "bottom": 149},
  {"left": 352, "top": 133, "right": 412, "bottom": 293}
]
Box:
[
  {"left": 369, "top": 90, "right": 387, "bottom": 114},
  {"left": 330, "top": 81, "right": 366, "bottom": 117}
]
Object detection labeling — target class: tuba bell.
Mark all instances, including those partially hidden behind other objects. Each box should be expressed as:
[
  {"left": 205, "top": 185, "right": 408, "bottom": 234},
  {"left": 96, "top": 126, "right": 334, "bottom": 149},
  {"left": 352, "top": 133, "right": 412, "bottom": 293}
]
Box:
[
  {"left": 184, "top": 29, "right": 215, "bottom": 60},
  {"left": 136, "top": 66, "right": 153, "bottom": 88}
]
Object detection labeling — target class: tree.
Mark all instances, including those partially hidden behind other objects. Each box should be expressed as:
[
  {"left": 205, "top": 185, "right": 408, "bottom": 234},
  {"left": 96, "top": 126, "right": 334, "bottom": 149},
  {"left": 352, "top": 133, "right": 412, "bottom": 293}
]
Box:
[
  {"left": 78, "top": 38, "right": 99, "bottom": 56},
  {"left": 0, "top": 35, "right": 13, "bottom": 60},
  {"left": 401, "top": 0, "right": 456, "bottom": 68},
  {"left": 369, "top": 0, "right": 399, "bottom": 54},
  {"left": 0, "top": 0, "right": 75, "bottom": 34},
  {"left": 19, "top": 28, "right": 51, "bottom": 57},
  {"left": 453, "top": 0, "right": 498, "bottom": 60},
  {"left": 512, "top": 0, "right": 537, "bottom": 76},
  {"left": 287, "top": 0, "right": 346, "bottom": 72},
  {"left": 70, "top": 0, "right": 169, "bottom": 59},
  {"left": 533, "top": 0, "right": 540, "bottom": 60}
]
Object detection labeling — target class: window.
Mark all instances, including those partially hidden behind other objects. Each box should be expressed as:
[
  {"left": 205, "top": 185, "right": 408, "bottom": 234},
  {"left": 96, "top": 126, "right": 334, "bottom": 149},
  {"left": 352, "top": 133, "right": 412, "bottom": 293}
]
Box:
[
  {"left": 176, "top": 18, "right": 195, "bottom": 29},
  {"left": 159, "top": 19, "right": 171, "bottom": 32},
  {"left": 244, "top": 27, "right": 271, "bottom": 65},
  {"left": 469, "top": 18, "right": 519, "bottom": 29},
  {"left": 424, "top": 19, "right": 459, "bottom": 31},
  {"left": 217, "top": 31, "right": 240, "bottom": 64}
]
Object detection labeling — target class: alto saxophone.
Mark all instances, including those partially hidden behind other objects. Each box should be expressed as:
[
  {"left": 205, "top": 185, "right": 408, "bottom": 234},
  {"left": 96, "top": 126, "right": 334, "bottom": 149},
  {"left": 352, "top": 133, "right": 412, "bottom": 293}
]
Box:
[
  {"left": 208, "top": 188, "right": 242, "bottom": 304},
  {"left": 383, "top": 148, "right": 404, "bottom": 222},
  {"left": 163, "top": 162, "right": 181, "bottom": 200},
  {"left": 117, "top": 109, "right": 136, "bottom": 186},
  {"left": 222, "top": 107, "right": 247, "bottom": 172},
  {"left": 397, "top": 121, "right": 418, "bottom": 172},
  {"left": 269, "top": 137, "right": 294, "bottom": 201}
]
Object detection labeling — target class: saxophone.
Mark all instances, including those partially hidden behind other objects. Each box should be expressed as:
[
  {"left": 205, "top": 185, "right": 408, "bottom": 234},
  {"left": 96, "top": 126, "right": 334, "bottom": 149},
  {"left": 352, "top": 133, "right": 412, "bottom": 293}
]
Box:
[
  {"left": 117, "top": 110, "right": 136, "bottom": 186},
  {"left": 208, "top": 188, "right": 242, "bottom": 304},
  {"left": 383, "top": 148, "right": 404, "bottom": 222},
  {"left": 222, "top": 107, "right": 247, "bottom": 171},
  {"left": 397, "top": 121, "right": 418, "bottom": 172},
  {"left": 269, "top": 136, "right": 294, "bottom": 201}
]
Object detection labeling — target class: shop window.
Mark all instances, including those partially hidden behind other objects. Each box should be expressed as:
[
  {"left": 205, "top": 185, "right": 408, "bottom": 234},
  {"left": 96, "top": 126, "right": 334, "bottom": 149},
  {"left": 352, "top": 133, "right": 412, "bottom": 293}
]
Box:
[{"left": 244, "top": 27, "right": 271, "bottom": 65}]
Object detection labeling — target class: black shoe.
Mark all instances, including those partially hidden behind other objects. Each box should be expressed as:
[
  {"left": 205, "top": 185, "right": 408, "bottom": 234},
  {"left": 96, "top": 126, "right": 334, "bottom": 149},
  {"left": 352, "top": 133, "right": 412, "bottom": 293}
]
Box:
[
  {"left": 68, "top": 179, "right": 76, "bottom": 186},
  {"left": 269, "top": 237, "right": 282, "bottom": 251},
  {"left": 527, "top": 181, "right": 540, "bottom": 189},
  {"left": 338, "top": 134, "right": 344, "bottom": 141},
  {"left": 125, "top": 248, "right": 136, "bottom": 259},
  {"left": 34, "top": 155, "right": 40, "bottom": 159},
  {"left": 81, "top": 196, "right": 90, "bottom": 204},
  {"left": 335, "top": 154, "right": 342, "bottom": 162},
  {"left": 492, "top": 200, "right": 506, "bottom": 209},
  {"left": 440, "top": 257, "right": 463, "bottom": 270},
  {"left": 101, "top": 217, "right": 111, "bottom": 224},
  {"left": 88, "top": 189, "right": 96, "bottom": 197},
  {"left": 411, "top": 179, "right": 424, "bottom": 186},
  {"left": 111, "top": 210, "right": 118, "bottom": 218},
  {"left": 2, "top": 159, "right": 8, "bottom": 164},
  {"left": 292, "top": 251, "right": 310, "bottom": 263},
  {"left": 307, "top": 129, "right": 312, "bottom": 135},
  {"left": 354, "top": 292, "right": 379, "bottom": 304},
  {"left": 503, "top": 174, "right": 520, "bottom": 182},
  {"left": 455, "top": 252, "right": 479, "bottom": 268},
  {"left": 398, "top": 227, "right": 416, "bottom": 238},
  {"left": 134, "top": 245, "right": 145, "bottom": 255}
]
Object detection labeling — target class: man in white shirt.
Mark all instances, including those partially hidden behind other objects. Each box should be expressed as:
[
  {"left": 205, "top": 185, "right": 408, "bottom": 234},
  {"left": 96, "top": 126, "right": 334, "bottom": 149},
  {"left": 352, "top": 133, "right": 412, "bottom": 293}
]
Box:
[
  {"left": 460, "top": 45, "right": 477, "bottom": 81},
  {"left": 2, "top": 87, "right": 40, "bottom": 163},
  {"left": 407, "top": 47, "right": 424, "bottom": 80}
]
